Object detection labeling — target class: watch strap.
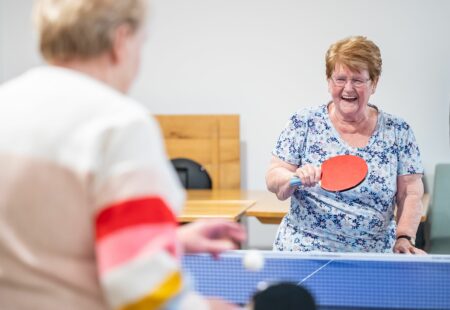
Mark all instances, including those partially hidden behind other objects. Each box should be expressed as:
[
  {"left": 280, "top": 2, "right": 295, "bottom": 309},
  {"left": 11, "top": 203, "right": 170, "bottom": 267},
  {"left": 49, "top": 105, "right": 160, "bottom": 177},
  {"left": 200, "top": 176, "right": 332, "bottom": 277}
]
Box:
[{"left": 397, "top": 235, "right": 415, "bottom": 246}]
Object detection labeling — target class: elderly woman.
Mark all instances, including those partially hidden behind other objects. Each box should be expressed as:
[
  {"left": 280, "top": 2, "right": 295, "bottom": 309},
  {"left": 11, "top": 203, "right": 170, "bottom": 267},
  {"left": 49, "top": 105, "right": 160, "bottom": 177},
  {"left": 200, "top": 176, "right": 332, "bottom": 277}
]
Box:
[
  {"left": 266, "top": 36, "right": 425, "bottom": 254},
  {"left": 0, "top": 0, "right": 244, "bottom": 309}
]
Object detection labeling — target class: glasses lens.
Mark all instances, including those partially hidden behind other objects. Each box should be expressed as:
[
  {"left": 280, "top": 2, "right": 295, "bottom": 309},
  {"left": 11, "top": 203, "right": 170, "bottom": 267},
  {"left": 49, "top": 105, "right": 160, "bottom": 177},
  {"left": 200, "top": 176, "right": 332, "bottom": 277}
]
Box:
[{"left": 332, "top": 76, "right": 369, "bottom": 88}]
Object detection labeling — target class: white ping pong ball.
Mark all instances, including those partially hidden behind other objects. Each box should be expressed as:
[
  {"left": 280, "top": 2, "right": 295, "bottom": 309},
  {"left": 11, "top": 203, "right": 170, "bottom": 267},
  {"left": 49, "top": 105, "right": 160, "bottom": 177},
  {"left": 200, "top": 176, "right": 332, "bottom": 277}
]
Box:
[{"left": 243, "top": 250, "right": 264, "bottom": 272}]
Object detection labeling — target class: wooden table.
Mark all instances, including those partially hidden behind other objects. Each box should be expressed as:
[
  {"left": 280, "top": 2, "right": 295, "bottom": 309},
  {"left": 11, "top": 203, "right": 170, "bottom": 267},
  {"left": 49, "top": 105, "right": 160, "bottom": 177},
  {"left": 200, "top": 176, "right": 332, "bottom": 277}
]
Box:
[
  {"left": 178, "top": 200, "right": 254, "bottom": 222},
  {"left": 178, "top": 190, "right": 257, "bottom": 222},
  {"left": 241, "top": 191, "right": 289, "bottom": 224},
  {"left": 180, "top": 190, "right": 283, "bottom": 223},
  {"left": 180, "top": 190, "right": 430, "bottom": 224},
  {"left": 245, "top": 192, "right": 430, "bottom": 224}
]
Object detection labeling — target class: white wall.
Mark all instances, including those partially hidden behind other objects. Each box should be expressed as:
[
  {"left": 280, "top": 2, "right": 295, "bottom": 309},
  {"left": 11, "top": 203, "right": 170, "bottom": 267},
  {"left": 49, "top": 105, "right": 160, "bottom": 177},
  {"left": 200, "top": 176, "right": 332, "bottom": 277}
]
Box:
[
  {"left": 1, "top": 0, "right": 449, "bottom": 248},
  {"left": 0, "top": 1, "right": 42, "bottom": 81},
  {"left": 0, "top": 0, "right": 4, "bottom": 81}
]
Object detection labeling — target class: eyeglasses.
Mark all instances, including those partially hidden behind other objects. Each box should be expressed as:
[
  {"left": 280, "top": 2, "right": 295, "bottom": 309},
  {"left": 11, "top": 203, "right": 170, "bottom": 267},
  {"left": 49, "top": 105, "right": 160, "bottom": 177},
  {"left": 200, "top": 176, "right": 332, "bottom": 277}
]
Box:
[{"left": 330, "top": 75, "right": 371, "bottom": 88}]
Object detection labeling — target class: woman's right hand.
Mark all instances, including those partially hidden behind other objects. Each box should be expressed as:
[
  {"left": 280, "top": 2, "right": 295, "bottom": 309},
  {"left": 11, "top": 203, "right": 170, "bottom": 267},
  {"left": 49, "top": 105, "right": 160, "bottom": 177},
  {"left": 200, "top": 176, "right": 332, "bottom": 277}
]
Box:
[{"left": 294, "top": 164, "right": 321, "bottom": 187}]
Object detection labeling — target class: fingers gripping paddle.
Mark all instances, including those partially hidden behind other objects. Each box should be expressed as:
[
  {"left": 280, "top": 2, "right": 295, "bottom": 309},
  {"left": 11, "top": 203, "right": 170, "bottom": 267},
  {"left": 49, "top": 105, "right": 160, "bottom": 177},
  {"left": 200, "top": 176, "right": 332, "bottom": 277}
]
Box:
[{"left": 290, "top": 155, "right": 368, "bottom": 192}]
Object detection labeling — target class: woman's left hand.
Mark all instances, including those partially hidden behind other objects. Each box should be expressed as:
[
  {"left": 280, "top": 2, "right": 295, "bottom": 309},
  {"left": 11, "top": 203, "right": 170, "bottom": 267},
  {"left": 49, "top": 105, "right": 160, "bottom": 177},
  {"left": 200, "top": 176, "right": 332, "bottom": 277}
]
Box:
[
  {"left": 393, "top": 238, "right": 427, "bottom": 255},
  {"left": 177, "top": 219, "right": 247, "bottom": 257}
]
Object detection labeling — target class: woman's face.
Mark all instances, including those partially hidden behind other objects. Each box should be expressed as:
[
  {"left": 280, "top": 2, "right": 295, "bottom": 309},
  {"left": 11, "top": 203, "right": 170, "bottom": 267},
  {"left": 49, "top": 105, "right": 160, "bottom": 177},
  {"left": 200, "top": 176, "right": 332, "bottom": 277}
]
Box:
[{"left": 328, "top": 63, "right": 378, "bottom": 118}]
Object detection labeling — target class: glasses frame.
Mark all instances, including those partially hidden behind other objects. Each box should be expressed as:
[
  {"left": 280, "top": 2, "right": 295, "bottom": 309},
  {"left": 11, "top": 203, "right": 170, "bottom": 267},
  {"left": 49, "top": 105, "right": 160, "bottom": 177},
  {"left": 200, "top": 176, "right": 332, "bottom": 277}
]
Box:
[{"left": 330, "top": 75, "right": 371, "bottom": 88}]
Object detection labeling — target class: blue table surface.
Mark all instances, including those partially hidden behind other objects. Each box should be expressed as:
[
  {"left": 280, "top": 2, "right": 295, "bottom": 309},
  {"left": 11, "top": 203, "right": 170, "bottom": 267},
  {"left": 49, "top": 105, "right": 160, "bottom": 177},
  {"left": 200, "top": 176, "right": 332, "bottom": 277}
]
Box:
[{"left": 182, "top": 251, "right": 450, "bottom": 310}]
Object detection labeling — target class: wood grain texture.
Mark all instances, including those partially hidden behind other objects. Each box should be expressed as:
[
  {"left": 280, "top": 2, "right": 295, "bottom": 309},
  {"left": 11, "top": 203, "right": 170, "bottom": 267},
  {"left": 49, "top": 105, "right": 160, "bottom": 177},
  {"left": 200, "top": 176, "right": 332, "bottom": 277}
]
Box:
[{"left": 155, "top": 115, "right": 240, "bottom": 189}]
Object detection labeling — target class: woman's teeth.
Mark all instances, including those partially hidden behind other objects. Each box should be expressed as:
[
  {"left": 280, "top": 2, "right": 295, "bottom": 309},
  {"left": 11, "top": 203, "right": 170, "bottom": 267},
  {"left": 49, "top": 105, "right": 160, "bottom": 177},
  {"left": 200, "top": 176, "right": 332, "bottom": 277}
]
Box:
[{"left": 341, "top": 95, "right": 357, "bottom": 101}]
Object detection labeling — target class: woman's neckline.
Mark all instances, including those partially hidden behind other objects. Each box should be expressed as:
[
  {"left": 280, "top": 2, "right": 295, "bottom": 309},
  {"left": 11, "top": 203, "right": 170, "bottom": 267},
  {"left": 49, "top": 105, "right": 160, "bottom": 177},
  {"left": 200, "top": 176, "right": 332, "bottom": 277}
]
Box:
[{"left": 324, "top": 101, "right": 381, "bottom": 151}]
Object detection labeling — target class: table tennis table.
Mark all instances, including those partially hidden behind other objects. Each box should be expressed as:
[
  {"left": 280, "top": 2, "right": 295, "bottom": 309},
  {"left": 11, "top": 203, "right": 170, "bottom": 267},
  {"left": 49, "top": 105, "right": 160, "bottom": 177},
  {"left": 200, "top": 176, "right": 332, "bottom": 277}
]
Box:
[{"left": 182, "top": 251, "right": 450, "bottom": 309}]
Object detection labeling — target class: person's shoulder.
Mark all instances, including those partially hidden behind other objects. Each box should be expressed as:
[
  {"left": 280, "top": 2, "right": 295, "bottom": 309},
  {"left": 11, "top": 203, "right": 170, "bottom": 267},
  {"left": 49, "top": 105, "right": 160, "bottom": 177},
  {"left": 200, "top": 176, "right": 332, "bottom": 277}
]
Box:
[
  {"left": 378, "top": 108, "right": 412, "bottom": 132},
  {"left": 0, "top": 67, "right": 38, "bottom": 96},
  {"left": 108, "top": 95, "right": 149, "bottom": 118},
  {"left": 52, "top": 66, "right": 153, "bottom": 131},
  {"left": 283, "top": 104, "right": 327, "bottom": 130},
  {"left": 291, "top": 104, "right": 327, "bottom": 121},
  {"left": 57, "top": 67, "right": 151, "bottom": 120},
  {"left": 92, "top": 95, "right": 153, "bottom": 135}
]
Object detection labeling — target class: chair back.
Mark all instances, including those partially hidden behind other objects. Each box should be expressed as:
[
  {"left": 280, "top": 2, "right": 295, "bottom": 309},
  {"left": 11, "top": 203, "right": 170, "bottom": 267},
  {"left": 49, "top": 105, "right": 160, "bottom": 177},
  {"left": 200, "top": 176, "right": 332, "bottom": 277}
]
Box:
[
  {"left": 429, "top": 163, "right": 450, "bottom": 253},
  {"left": 171, "top": 158, "right": 212, "bottom": 189}
]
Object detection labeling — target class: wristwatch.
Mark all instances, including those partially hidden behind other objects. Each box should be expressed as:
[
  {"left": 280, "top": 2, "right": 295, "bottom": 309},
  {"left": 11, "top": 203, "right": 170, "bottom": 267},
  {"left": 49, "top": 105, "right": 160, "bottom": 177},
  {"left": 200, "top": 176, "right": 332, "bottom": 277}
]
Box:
[{"left": 397, "top": 235, "right": 416, "bottom": 246}]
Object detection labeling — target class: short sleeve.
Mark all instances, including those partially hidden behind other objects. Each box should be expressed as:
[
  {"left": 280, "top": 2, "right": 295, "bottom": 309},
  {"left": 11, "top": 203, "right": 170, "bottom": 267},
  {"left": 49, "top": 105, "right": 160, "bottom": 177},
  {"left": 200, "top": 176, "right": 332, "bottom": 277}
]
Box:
[
  {"left": 272, "top": 111, "right": 309, "bottom": 166},
  {"left": 396, "top": 121, "right": 424, "bottom": 176}
]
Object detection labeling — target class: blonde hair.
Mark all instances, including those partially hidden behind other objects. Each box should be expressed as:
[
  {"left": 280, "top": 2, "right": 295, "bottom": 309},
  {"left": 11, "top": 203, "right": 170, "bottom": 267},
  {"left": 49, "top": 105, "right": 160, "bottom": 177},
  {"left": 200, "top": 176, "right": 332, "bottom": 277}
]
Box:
[
  {"left": 33, "top": 0, "right": 148, "bottom": 61},
  {"left": 325, "top": 36, "right": 382, "bottom": 82}
]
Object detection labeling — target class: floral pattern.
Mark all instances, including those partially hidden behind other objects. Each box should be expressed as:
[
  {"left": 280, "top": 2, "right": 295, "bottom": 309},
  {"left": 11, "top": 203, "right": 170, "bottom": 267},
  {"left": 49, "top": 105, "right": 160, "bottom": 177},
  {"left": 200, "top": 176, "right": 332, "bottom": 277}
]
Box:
[{"left": 272, "top": 104, "right": 423, "bottom": 252}]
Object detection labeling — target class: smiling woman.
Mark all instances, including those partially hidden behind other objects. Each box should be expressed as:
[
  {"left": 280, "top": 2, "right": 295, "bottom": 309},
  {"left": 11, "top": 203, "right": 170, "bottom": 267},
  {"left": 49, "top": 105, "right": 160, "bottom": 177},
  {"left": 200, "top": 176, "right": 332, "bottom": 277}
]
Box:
[{"left": 266, "top": 36, "right": 426, "bottom": 255}]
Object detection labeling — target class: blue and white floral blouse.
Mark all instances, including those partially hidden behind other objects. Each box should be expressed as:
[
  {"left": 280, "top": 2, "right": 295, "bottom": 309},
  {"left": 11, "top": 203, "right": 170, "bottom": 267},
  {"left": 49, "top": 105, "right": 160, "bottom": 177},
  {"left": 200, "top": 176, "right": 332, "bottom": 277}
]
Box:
[{"left": 272, "top": 103, "right": 423, "bottom": 252}]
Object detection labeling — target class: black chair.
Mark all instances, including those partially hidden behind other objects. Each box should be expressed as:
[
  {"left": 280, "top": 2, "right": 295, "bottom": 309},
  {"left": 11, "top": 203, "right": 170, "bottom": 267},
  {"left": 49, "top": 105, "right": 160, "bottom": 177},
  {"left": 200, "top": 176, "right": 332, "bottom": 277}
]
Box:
[{"left": 171, "top": 158, "right": 212, "bottom": 189}]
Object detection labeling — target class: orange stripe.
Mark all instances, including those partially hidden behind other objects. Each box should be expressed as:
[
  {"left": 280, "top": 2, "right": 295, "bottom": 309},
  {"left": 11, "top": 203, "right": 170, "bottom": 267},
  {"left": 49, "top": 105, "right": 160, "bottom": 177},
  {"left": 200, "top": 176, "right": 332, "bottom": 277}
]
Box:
[{"left": 120, "top": 271, "right": 182, "bottom": 310}]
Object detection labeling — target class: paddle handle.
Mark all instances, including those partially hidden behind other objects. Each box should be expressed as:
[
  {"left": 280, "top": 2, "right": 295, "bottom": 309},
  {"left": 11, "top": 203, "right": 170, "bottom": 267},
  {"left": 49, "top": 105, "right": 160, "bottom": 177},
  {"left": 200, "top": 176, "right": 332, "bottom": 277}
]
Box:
[{"left": 289, "top": 176, "right": 302, "bottom": 187}]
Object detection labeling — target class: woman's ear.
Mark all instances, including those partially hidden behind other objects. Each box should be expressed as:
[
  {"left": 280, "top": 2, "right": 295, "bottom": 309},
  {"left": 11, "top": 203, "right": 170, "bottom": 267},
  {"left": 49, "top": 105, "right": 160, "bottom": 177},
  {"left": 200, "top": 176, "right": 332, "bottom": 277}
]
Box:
[
  {"left": 371, "top": 78, "right": 379, "bottom": 94},
  {"left": 110, "top": 24, "right": 133, "bottom": 64}
]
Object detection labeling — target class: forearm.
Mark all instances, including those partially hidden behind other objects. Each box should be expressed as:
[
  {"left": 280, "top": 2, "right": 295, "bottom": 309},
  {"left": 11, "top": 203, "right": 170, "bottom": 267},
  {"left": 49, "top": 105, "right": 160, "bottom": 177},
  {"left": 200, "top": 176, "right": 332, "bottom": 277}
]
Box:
[
  {"left": 266, "top": 166, "right": 296, "bottom": 201},
  {"left": 396, "top": 190, "right": 423, "bottom": 238}
]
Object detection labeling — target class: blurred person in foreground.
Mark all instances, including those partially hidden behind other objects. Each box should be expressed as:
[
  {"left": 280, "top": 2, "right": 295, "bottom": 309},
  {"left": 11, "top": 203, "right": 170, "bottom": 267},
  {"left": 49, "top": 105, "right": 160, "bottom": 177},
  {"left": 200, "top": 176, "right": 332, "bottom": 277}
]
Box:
[
  {"left": 0, "top": 0, "right": 245, "bottom": 309},
  {"left": 266, "top": 36, "right": 425, "bottom": 255}
]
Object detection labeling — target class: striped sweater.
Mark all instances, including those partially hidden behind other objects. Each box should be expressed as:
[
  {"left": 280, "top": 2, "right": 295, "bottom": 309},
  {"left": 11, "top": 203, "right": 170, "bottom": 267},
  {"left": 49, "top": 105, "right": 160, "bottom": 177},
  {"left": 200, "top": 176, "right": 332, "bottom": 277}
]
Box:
[{"left": 0, "top": 66, "right": 206, "bottom": 309}]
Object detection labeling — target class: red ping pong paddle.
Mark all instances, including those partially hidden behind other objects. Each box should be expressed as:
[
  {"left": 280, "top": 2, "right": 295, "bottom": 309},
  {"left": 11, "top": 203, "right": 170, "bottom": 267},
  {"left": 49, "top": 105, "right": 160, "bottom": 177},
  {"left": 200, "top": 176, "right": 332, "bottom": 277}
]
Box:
[{"left": 290, "top": 154, "right": 368, "bottom": 192}]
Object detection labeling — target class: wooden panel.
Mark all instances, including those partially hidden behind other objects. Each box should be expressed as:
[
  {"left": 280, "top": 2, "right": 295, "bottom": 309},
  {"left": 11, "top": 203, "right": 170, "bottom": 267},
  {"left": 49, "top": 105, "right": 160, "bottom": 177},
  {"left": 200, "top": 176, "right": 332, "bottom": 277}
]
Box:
[
  {"left": 157, "top": 115, "right": 239, "bottom": 138},
  {"left": 219, "top": 140, "right": 240, "bottom": 162},
  {"left": 220, "top": 163, "right": 240, "bottom": 189},
  {"left": 165, "top": 139, "right": 215, "bottom": 163},
  {"left": 155, "top": 115, "right": 240, "bottom": 189}
]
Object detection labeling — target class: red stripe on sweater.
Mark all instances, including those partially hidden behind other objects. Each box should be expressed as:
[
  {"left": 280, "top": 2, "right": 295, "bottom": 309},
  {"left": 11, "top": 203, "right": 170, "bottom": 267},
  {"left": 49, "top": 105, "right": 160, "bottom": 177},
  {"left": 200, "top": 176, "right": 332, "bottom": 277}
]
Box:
[{"left": 95, "top": 197, "right": 177, "bottom": 241}]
